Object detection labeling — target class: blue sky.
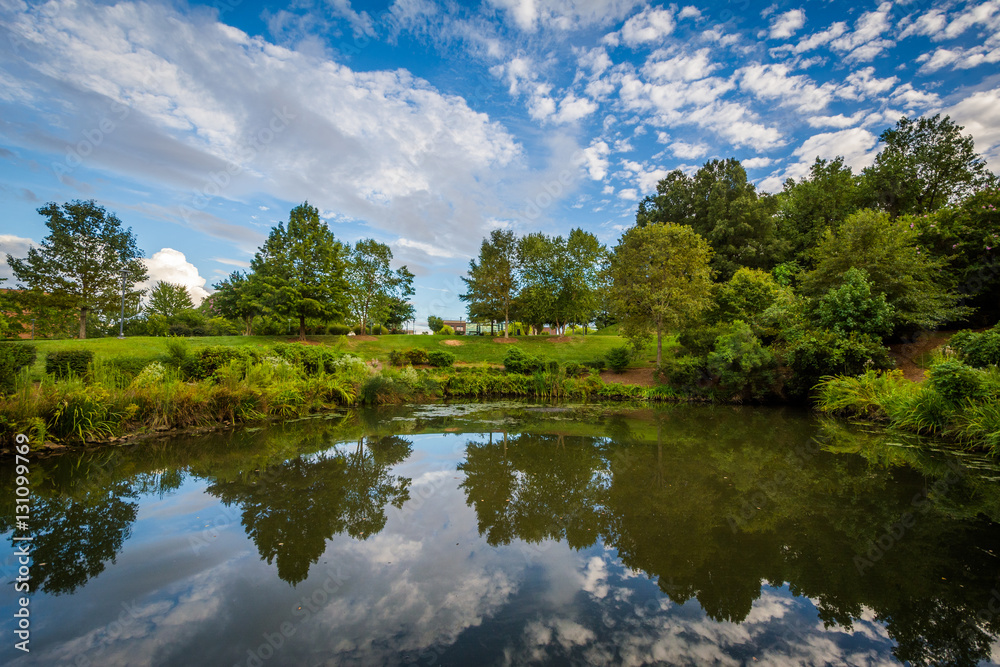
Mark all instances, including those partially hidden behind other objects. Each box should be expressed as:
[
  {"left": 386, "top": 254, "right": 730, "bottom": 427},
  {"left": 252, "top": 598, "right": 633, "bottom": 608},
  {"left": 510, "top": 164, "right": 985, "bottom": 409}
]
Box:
[{"left": 1, "top": 0, "right": 998, "bottom": 327}]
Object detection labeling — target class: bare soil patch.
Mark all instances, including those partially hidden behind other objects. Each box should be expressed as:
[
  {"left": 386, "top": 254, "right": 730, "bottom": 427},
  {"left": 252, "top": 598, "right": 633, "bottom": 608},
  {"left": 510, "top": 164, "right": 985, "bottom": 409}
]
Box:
[
  {"left": 600, "top": 367, "right": 657, "bottom": 387},
  {"left": 888, "top": 330, "right": 954, "bottom": 382},
  {"left": 441, "top": 339, "right": 464, "bottom": 346},
  {"left": 492, "top": 337, "right": 518, "bottom": 343},
  {"left": 545, "top": 336, "right": 573, "bottom": 343}
]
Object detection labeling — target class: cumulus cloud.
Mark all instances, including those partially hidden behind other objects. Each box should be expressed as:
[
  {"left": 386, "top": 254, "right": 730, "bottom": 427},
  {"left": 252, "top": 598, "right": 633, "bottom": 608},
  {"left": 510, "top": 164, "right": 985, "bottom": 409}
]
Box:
[
  {"left": 0, "top": 235, "right": 36, "bottom": 281},
  {"left": 737, "top": 63, "right": 837, "bottom": 112},
  {"left": 944, "top": 87, "right": 1000, "bottom": 170},
  {"left": 487, "top": 0, "right": 645, "bottom": 31},
  {"left": 141, "top": 248, "right": 210, "bottom": 304},
  {"left": 759, "top": 127, "right": 878, "bottom": 192},
  {"left": 579, "top": 140, "right": 611, "bottom": 180},
  {"left": 0, "top": 0, "right": 523, "bottom": 261},
  {"left": 605, "top": 6, "right": 676, "bottom": 46},
  {"left": 829, "top": 2, "right": 894, "bottom": 62},
  {"left": 769, "top": 9, "right": 806, "bottom": 40},
  {"left": 670, "top": 141, "right": 709, "bottom": 159}
]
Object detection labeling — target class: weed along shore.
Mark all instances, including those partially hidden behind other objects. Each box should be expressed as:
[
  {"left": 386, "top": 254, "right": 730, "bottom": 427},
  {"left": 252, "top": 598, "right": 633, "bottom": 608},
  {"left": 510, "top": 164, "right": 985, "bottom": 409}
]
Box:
[{"left": 2, "top": 329, "right": 999, "bottom": 456}]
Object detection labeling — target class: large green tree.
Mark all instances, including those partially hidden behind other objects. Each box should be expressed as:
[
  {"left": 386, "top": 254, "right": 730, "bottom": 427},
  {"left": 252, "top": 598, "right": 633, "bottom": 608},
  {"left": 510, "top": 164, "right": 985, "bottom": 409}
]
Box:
[
  {"left": 776, "top": 157, "right": 861, "bottom": 266},
  {"left": 801, "top": 209, "right": 969, "bottom": 331},
  {"left": 211, "top": 271, "right": 262, "bottom": 336},
  {"left": 6, "top": 200, "right": 148, "bottom": 339},
  {"left": 250, "top": 202, "right": 350, "bottom": 340},
  {"left": 859, "top": 114, "right": 996, "bottom": 216},
  {"left": 515, "top": 232, "right": 560, "bottom": 334},
  {"left": 608, "top": 223, "right": 714, "bottom": 365},
  {"left": 146, "top": 281, "right": 194, "bottom": 319},
  {"left": 461, "top": 229, "right": 519, "bottom": 338},
  {"left": 346, "top": 239, "right": 414, "bottom": 335},
  {"left": 637, "top": 159, "right": 777, "bottom": 279}
]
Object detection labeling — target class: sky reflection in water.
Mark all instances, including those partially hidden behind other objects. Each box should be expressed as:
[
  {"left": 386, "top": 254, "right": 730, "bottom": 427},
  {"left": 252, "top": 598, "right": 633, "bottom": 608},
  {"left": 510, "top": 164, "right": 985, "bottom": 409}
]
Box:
[{"left": 2, "top": 404, "right": 1000, "bottom": 666}]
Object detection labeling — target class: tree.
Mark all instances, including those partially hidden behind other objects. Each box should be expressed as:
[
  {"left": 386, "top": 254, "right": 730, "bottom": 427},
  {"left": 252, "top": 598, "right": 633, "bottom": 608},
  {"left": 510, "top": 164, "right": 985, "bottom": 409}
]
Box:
[
  {"left": 801, "top": 209, "right": 969, "bottom": 332},
  {"left": 211, "top": 271, "right": 262, "bottom": 336},
  {"left": 461, "top": 229, "right": 519, "bottom": 338},
  {"left": 146, "top": 281, "right": 194, "bottom": 319},
  {"left": 561, "top": 228, "right": 606, "bottom": 333},
  {"left": 6, "top": 200, "right": 148, "bottom": 339},
  {"left": 776, "top": 157, "right": 861, "bottom": 267},
  {"left": 638, "top": 159, "right": 778, "bottom": 280},
  {"left": 250, "top": 202, "right": 350, "bottom": 340},
  {"left": 860, "top": 114, "right": 996, "bottom": 216},
  {"left": 346, "top": 239, "right": 414, "bottom": 335},
  {"left": 608, "top": 223, "right": 715, "bottom": 365},
  {"left": 383, "top": 296, "right": 415, "bottom": 332},
  {"left": 427, "top": 315, "right": 444, "bottom": 334},
  {"left": 810, "top": 267, "right": 895, "bottom": 338},
  {"left": 515, "top": 232, "right": 560, "bottom": 334}
]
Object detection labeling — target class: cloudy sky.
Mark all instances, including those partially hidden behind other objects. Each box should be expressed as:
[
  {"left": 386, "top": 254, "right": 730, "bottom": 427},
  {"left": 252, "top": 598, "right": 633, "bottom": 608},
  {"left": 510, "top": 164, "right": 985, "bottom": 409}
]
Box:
[{"left": 1, "top": 0, "right": 998, "bottom": 324}]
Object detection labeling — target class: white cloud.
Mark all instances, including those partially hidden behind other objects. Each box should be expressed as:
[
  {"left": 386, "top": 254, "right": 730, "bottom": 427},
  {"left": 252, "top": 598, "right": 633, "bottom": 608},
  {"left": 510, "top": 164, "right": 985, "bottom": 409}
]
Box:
[
  {"left": 737, "top": 63, "right": 837, "bottom": 112},
  {"left": 829, "top": 2, "right": 894, "bottom": 62},
  {"left": 806, "top": 111, "right": 867, "bottom": 128},
  {"left": 769, "top": 9, "right": 806, "bottom": 40},
  {"left": 792, "top": 21, "right": 848, "bottom": 53},
  {"left": 670, "top": 141, "right": 709, "bottom": 159},
  {"left": 607, "top": 6, "right": 676, "bottom": 47},
  {"left": 643, "top": 48, "right": 719, "bottom": 81},
  {"left": 488, "top": 0, "right": 645, "bottom": 31},
  {"left": 841, "top": 67, "right": 899, "bottom": 100},
  {"left": 891, "top": 83, "right": 940, "bottom": 109},
  {"left": 678, "top": 6, "right": 701, "bottom": 20},
  {"left": 617, "top": 188, "right": 639, "bottom": 200},
  {"left": 327, "top": 0, "right": 376, "bottom": 37},
  {"left": 944, "top": 87, "right": 1000, "bottom": 170},
  {"left": 899, "top": 9, "right": 948, "bottom": 39},
  {"left": 0, "top": 235, "right": 37, "bottom": 282},
  {"left": 394, "top": 238, "right": 464, "bottom": 259},
  {"left": 141, "top": 248, "right": 210, "bottom": 304},
  {"left": 0, "top": 0, "right": 522, "bottom": 260},
  {"left": 580, "top": 140, "right": 611, "bottom": 180},
  {"left": 554, "top": 93, "right": 598, "bottom": 123},
  {"left": 741, "top": 157, "right": 774, "bottom": 169}
]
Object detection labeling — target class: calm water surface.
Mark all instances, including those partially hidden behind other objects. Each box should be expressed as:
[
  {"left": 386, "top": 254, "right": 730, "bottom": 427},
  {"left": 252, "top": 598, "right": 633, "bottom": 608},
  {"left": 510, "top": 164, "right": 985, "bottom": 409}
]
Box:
[{"left": 3, "top": 403, "right": 1000, "bottom": 666}]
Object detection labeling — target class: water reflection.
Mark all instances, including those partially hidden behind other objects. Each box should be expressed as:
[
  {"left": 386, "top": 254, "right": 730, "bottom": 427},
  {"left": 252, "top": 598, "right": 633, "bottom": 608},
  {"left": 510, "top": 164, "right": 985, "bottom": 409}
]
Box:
[{"left": 1, "top": 404, "right": 999, "bottom": 666}]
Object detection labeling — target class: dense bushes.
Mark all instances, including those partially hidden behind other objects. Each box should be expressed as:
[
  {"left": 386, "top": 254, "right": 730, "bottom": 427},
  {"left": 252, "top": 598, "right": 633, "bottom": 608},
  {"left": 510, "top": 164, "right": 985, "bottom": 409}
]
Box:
[
  {"left": 605, "top": 346, "right": 632, "bottom": 372},
  {"left": 785, "top": 330, "right": 893, "bottom": 398},
  {"left": 503, "top": 346, "right": 542, "bottom": 374},
  {"left": 0, "top": 343, "right": 36, "bottom": 394},
  {"left": 427, "top": 350, "right": 455, "bottom": 367},
  {"left": 45, "top": 350, "right": 94, "bottom": 379},
  {"left": 950, "top": 326, "right": 1000, "bottom": 368}
]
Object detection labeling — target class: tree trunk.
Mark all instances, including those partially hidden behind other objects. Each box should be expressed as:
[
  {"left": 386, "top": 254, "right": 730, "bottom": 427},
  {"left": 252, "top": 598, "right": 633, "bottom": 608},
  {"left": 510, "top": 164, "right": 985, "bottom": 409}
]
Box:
[
  {"left": 504, "top": 308, "right": 509, "bottom": 338},
  {"left": 78, "top": 306, "right": 88, "bottom": 339},
  {"left": 656, "top": 328, "right": 663, "bottom": 367},
  {"left": 298, "top": 315, "right": 306, "bottom": 340}
]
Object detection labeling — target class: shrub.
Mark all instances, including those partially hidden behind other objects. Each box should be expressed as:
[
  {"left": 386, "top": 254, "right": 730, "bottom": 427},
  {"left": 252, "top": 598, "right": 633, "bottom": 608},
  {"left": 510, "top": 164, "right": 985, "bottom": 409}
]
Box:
[
  {"left": 678, "top": 323, "right": 730, "bottom": 357},
  {"left": 440, "top": 324, "right": 455, "bottom": 335},
  {"left": 564, "top": 362, "right": 584, "bottom": 378},
  {"left": 185, "top": 346, "right": 263, "bottom": 380},
  {"left": 104, "top": 355, "right": 152, "bottom": 381},
  {"left": 786, "top": 329, "right": 893, "bottom": 398},
  {"left": 164, "top": 338, "right": 190, "bottom": 369},
  {"left": 132, "top": 362, "right": 169, "bottom": 389},
  {"left": 583, "top": 359, "right": 606, "bottom": 371},
  {"left": 810, "top": 267, "right": 895, "bottom": 338},
  {"left": 406, "top": 349, "right": 430, "bottom": 365},
  {"left": 428, "top": 350, "right": 456, "bottom": 367},
  {"left": 546, "top": 359, "right": 560, "bottom": 373},
  {"left": 168, "top": 323, "right": 192, "bottom": 337},
  {"left": 659, "top": 355, "right": 706, "bottom": 394},
  {"left": 928, "top": 360, "right": 984, "bottom": 403},
  {"left": 327, "top": 323, "right": 351, "bottom": 336},
  {"left": 605, "top": 346, "right": 632, "bottom": 373},
  {"left": 706, "top": 321, "right": 778, "bottom": 400},
  {"left": 950, "top": 326, "right": 1000, "bottom": 368},
  {"left": 388, "top": 350, "right": 409, "bottom": 367},
  {"left": 504, "top": 346, "right": 542, "bottom": 374},
  {"left": 0, "top": 343, "right": 36, "bottom": 394},
  {"left": 46, "top": 350, "right": 94, "bottom": 379}
]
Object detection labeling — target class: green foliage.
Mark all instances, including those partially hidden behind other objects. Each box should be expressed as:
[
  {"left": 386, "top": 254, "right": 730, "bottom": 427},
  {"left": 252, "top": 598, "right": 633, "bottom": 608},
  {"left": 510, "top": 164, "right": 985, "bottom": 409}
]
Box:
[
  {"left": 346, "top": 239, "right": 414, "bottom": 336},
  {"left": 636, "top": 159, "right": 778, "bottom": 279},
  {"left": 950, "top": 326, "right": 1000, "bottom": 368},
  {"left": 461, "top": 229, "right": 519, "bottom": 334},
  {"left": 185, "top": 345, "right": 264, "bottom": 380},
  {"left": 609, "top": 222, "right": 714, "bottom": 365},
  {"left": 45, "top": 350, "right": 94, "bottom": 379},
  {"left": 503, "top": 346, "right": 542, "bottom": 374},
  {"left": 250, "top": 202, "right": 350, "bottom": 339},
  {"left": 928, "top": 360, "right": 984, "bottom": 403},
  {"left": 811, "top": 267, "right": 895, "bottom": 338},
  {"left": 439, "top": 324, "right": 455, "bottom": 336},
  {"left": 211, "top": 271, "right": 262, "bottom": 335},
  {"left": 777, "top": 157, "right": 861, "bottom": 266},
  {"left": 427, "top": 350, "right": 456, "bottom": 368},
  {"left": 658, "top": 355, "right": 706, "bottom": 394},
  {"left": 6, "top": 200, "right": 148, "bottom": 339},
  {"left": 0, "top": 343, "right": 36, "bottom": 394},
  {"left": 678, "top": 322, "right": 730, "bottom": 357},
  {"left": 164, "top": 338, "right": 190, "bottom": 369},
  {"left": 605, "top": 346, "right": 632, "bottom": 372},
  {"left": 707, "top": 321, "right": 777, "bottom": 400},
  {"left": 786, "top": 330, "right": 893, "bottom": 398},
  {"left": 104, "top": 355, "right": 153, "bottom": 381},
  {"left": 388, "top": 350, "right": 408, "bottom": 366},
  {"left": 859, "top": 114, "right": 995, "bottom": 216},
  {"left": 405, "top": 349, "right": 429, "bottom": 365},
  {"left": 801, "top": 209, "right": 967, "bottom": 331},
  {"left": 427, "top": 316, "right": 444, "bottom": 334},
  {"left": 146, "top": 281, "right": 194, "bottom": 319},
  {"left": 327, "top": 323, "right": 351, "bottom": 336}
]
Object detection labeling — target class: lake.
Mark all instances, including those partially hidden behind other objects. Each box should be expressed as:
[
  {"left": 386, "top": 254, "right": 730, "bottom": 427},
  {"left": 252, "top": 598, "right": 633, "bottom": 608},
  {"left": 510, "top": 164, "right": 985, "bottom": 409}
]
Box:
[{"left": 3, "top": 402, "right": 1000, "bottom": 666}]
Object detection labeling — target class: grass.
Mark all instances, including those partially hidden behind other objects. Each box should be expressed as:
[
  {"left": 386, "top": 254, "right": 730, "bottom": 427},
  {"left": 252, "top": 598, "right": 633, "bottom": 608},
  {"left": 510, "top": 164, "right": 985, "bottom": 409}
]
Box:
[{"left": 15, "top": 332, "right": 663, "bottom": 378}]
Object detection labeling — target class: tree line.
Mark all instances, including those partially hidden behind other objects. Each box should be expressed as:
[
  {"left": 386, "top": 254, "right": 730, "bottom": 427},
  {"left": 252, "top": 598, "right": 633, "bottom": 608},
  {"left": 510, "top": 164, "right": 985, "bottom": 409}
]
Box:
[{"left": 2, "top": 202, "right": 414, "bottom": 339}]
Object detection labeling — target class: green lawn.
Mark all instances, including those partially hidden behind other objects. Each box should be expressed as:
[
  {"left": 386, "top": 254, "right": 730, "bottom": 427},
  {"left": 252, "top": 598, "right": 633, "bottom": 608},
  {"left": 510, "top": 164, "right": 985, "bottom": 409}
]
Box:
[{"left": 13, "top": 332, "right": 670, "bottom": 377}]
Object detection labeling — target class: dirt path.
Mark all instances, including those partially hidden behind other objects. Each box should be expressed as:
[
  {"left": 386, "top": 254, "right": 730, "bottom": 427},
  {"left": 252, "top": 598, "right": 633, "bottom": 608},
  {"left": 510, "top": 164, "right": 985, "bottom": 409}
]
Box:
[
  {"left": 888, "top": 331, "right": 954, "bottom": 382},
  {"left": 600, "top": 367, "right": 657, "bottom": 387}
]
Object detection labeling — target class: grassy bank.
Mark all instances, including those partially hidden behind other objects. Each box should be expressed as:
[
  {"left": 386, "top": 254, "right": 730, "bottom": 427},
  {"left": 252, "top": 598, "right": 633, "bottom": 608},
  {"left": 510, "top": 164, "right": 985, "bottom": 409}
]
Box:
[{"left": 0, "top": 336, "right": 681, "bottom": 449}]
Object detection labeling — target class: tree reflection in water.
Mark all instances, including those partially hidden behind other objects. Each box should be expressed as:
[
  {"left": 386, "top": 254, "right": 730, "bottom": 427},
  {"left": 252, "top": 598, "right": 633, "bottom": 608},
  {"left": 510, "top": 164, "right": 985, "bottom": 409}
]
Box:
[
  {"left": 207, "top": 435, "right": 412, "bottom": 585},
  {"left": 458, "top": 415, "right": 1000, "bottom": 667}
]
